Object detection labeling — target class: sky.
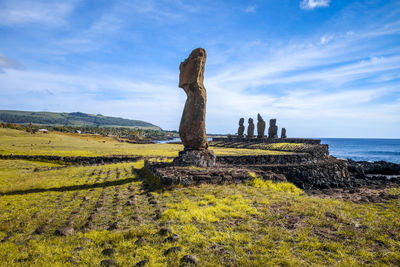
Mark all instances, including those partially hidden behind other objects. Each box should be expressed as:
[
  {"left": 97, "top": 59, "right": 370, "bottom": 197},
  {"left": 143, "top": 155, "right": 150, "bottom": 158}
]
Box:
[{"left": 0, "top": 0, "right": 399, "bottom": 138}]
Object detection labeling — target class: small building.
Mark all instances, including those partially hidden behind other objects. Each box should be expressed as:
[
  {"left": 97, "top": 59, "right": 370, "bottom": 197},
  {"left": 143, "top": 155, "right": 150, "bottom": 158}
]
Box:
[
  {"left": 75, "top": 130, "right": 82, "bottom": 134},
  {"left": 38, "top": 129, "right": 48, "bottom": 133}
]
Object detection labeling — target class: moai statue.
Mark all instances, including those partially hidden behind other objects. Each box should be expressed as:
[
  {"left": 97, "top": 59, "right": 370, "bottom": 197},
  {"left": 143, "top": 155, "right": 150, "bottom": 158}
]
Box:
[
  {"left": 268, "top": 119, "right": 278, "bottom": 138},
  {"left": 281, "top": 128, "right": 287, "bottom": 138},
  {"left": 174, "top": 48, "right": 216, "bottom": 167},
  {"left": 247, "top": 118, "right": 255, "bottom": 138},
  {"left": 257, "top": 113, "right": 266, "bottom": 138},
  {"left": 237, "top": 118, "right": 245, "bottom": 137}
]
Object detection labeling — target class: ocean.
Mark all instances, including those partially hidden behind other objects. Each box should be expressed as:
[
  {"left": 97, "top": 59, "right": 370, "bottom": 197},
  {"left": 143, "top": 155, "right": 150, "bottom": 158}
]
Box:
[{"left": 321, "top": 138, "right": 400, "bottom": 164}]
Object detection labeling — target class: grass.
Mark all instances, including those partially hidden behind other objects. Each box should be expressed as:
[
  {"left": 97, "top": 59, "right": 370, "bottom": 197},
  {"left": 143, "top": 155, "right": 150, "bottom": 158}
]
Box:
[
  {"left": 0, "top": 127, "right": 289, "bottom": 157},
  {"left": 0, "top": 128, "right": 399, "bottom": 266}
]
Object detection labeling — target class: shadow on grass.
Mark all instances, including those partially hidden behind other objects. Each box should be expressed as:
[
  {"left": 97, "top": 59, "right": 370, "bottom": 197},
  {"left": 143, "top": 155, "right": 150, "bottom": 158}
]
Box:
[
  {"left": 0, "top": 177, "right": 138, "bottom": 196},
  {"left": 135, "top": 167, "right": 162, "bottom": 192}
]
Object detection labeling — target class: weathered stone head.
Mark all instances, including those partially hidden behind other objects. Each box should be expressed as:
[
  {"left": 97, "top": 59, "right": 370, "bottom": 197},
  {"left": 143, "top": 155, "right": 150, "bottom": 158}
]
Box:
[
  {"left": 238, "top": 118, "right": 245, "bottom": 137},
  {"left": 178, "top": 48, "right": 208, "bottom": 150},
  {"left": 257, "top": 113, "right": 266, "bottom": 138},
  {"left": 247, "top": 118, "right": 255, "bottom": 138},
  {"left": 268, "top": 118, "right": 278, "bottom": 138},
  {"left": 179, "top": 48, "right": 206, "bottom": 89}
]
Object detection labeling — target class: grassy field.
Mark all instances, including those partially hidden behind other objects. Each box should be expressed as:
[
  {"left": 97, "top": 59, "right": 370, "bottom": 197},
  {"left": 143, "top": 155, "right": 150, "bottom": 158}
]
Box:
[
  {"left": 0, "top": 128, "right": 399, "bottom": 266},
  {"left": 0, "top": 128, "right": 290, "bottom": 157}
]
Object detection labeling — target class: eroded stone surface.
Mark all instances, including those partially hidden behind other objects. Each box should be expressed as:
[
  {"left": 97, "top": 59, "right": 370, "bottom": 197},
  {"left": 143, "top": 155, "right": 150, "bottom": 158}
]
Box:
[
  {"left": 173, "top": 149, "right": 216, "bottom": 167},
  {"left": 176, "top": 48, "right": 215, "bottom": 167},
  {"left": 178, "top": 48, "right": 208, "bottom": 150},
  {"left": 257, "top": 113, "right": 266, "bottom": 138},
  {"left": 268, "top": 119, "right": 278, "bottom": 138},
  {"left": 247, "top": 118, "right": 255, "bottom": 138}
]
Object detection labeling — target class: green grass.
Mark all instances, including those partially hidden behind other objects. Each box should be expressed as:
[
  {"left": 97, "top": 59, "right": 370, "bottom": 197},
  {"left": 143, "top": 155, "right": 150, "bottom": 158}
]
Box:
[
  {"left": 0, "top": 128, "right": 289, "bottom": 157},
  {"left": 0, "top": 128, "right": 399, "bottom": 266}
]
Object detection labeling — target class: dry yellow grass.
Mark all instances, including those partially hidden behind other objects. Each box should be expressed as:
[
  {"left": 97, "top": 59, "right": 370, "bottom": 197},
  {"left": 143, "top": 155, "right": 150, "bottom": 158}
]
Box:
[{"left": 0, "top": 128, "right": 289, "bottom": 157}]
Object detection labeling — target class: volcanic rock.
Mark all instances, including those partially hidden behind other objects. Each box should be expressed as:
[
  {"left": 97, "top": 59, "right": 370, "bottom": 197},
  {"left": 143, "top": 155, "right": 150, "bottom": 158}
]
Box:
[
  {"left": 180, "top": 255, "right": 198, "bottom": 265},
  {"left": 173, "top": 149, "right": 216, "bottom": 167}
]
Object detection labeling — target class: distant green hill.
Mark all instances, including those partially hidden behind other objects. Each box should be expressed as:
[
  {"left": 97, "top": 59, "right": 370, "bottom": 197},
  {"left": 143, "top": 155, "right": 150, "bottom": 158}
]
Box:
[{"left": 0, "top": 110, "right": 161, "bottom": 130}]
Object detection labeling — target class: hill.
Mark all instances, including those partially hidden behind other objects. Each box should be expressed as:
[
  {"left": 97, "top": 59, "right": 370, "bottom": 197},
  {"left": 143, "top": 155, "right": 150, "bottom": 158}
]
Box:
[{"left": 0, "top": 110, "right": 161, "bottom": 130}]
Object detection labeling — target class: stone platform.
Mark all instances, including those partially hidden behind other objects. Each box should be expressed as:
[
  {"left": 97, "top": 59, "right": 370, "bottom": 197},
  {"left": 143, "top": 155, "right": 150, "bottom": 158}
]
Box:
[
  {"left": 210, "top": 141, "right": 329, "bottom": 159},
  {"left": 145, "top": 157, "right": 400, "bottom": 190},
  {"left": 145, "top": 157, "right": 352, "bottom": 189},
  {"left": 212, "top": 136, "right": 321, "bottom": 144}
]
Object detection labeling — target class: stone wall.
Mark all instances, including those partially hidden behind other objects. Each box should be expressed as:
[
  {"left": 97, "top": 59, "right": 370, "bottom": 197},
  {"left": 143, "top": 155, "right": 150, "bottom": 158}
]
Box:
[
  {"left": 0, "top": 154, "right": 141, "bottom": 165},
  {"left": 144, "top": 160, "right": 253, "bottom": 187},
  {"left": 216, "top": 154, "right": 313, "bottom": 165},
  {"left": 249, "top": 158, "right": 350, "bottom": 189},
  {"left": 210, "top": 142, "right": 329, "bottom": 160},
  {"left": 212, "top": 136, "right": 321, "bottom": 144}
]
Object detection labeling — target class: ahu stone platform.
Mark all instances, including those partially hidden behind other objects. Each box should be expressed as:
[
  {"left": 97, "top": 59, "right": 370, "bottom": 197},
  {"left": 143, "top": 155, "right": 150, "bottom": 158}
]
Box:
[{"left": 212, "top": 136, "right": 321, "bottom": 144}]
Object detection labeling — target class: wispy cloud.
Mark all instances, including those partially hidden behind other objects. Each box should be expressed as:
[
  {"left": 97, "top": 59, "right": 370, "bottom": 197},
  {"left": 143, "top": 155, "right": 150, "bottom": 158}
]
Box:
[
  {"left": 0, "top": 0, "right": 77, "bottom": 26},
  {"left": 300, "top": 0, "right": 330, "bottom": 10},
  {"left": 244, "top": 5, "right": 257, "bottom": 13},
  {"left": 0, "top": 0, "right": 399, "bottom": 137},
  {"left": 320, "top": 34, "right": 334, "bottom": 45},
  {"left": 0, "top": 54, "right": 24, "bottom": 73}
]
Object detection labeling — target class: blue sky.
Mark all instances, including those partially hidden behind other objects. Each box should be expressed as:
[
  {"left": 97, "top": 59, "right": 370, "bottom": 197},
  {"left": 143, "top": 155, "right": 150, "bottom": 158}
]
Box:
[{"left": 0, "top": 0, "right": 399, "bottom": 137}]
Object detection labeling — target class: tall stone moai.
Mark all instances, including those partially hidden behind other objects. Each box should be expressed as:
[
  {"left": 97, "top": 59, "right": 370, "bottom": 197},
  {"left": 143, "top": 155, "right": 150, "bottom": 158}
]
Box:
[
  {"left": 268, "top": 119, "right": 278, "bottom": 138},
  {"left": 257, "top": 113, "right": 266, "bottom": 138},
  {"left": 237, "top": 118, "right": 245, "bottom": 137},
  {"left": 247, "top": 118, "right": 255, "bottom": 138},
  {"left": 174, "top": 48, "right": 216, "bottom": 167},
  {"left": 281, "top": 128, "right": 287, "bottom": 138}
]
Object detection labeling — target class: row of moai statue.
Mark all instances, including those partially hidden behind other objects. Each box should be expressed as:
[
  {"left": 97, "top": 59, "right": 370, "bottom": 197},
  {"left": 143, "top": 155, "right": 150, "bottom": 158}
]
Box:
[{"left": 237, "top": 114, "right": 287, "bottom": 138}]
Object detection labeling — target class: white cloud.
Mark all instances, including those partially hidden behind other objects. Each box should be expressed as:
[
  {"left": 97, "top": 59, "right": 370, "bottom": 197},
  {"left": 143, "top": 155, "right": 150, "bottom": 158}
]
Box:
[
  {"left": 0, "top": 54, "right": 24, "bottom": 72},
  {"left": 320, "top": 34, "right": 334, "bottom": 44},
  {"left": 0, "top": 68, "right": 184, "bottom": 130},
  {"left": 300, "top": 0, "right": 330, "bottom": 10},
  {"left": 244, "top": 5, "right": 256, "bottom": 13},
  {"left": 0, "top": 0, "right": 77, "bottom": 26}
]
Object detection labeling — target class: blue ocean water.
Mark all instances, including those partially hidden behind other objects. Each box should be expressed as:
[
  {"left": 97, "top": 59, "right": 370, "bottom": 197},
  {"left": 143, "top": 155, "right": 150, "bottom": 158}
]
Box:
[{"left": 321, "top": 138, "right": 400, "bottom": 164}]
